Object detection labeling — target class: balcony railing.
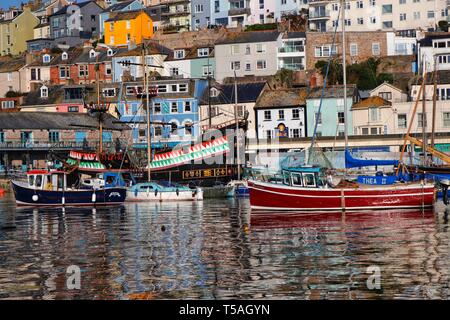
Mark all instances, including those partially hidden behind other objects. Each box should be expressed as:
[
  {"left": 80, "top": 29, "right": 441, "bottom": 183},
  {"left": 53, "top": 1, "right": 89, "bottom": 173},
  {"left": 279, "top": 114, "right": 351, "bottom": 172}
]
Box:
[
  {"left": 279, "top": 63, "right": 305, "bottom": 71},
  {"left": 162, "top": 6, "right": 191, "bottom": 16},
  {"left": 308, "top": 10, "right": 330, "bottom": 19},
  {"left": 228, "top": 8, "right": 251, "bottom": 16},
  {"left": 278, "top": 45, "right": 305, "bottom": 53},
  {"left": 0, "top": 140, "right": 112, "bottom": 151}
]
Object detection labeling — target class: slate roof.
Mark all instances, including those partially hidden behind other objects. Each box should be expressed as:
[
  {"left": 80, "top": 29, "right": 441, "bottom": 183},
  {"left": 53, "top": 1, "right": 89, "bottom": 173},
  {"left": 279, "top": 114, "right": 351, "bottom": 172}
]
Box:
[
  {"left": 216, "top": 31, "right": 281, "bottom": 45},
  {"left": 49, "top": 47, "right": 83, "bottom": 65},
  {"left": 115, "top": 41, "right": 172, "bottom": 57},
  {"left": 50, "top": 0, "right": 95, "bottom": 16},
  {"left": 200, "top": 82, "right": 266, "bottom": 105},
  {"left": 283, "top": 32, "right": 306, "bottom": 39},
  {"left": 73, "top": 47, "right": 128, "bottom": 63},
  {"left": 0, "top": 112, "right": 129, "bottom": 131},
  {"left": 0, "top": 56, "right": 26, "bottom": 73},
  {"left": 421, "top": 70, "right": 450, "bottom": 85},
  {"left": 105, "top": 9, "right": 147, "bottom": 22},
  {"left": 418, "top": 33, "right": 450, "bottom": 47},
  {"left": 21, "top": 85, "right": 65, "bottom": 106},
  {"left": 255, "top": 88, "right": 308, "bottom": 109},
  {"left": 103, "top": 0, "right": 136, "bottom": 12},
  {"left": 307, "top": 84, "right": 358, "bottom": 99},
  {"left": 352, "top": 96, "right": 391, "bottom": 109}
]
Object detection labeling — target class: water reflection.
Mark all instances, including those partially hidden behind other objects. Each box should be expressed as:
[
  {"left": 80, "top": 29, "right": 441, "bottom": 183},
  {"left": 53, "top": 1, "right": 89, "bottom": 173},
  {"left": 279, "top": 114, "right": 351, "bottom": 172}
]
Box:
[{"left": 0, "top": 193, "right": 450, "bottom": 300}]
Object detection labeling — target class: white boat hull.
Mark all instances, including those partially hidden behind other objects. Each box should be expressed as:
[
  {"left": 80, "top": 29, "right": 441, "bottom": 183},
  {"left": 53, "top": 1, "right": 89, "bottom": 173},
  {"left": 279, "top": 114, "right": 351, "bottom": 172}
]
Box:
[{"left": 126, "top": 189, "right": 203, "bottom": 202}]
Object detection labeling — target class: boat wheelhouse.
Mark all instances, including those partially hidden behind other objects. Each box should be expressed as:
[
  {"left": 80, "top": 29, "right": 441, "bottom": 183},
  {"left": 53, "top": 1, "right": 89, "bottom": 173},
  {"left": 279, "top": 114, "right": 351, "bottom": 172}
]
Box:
[{"left": 11, "top": 170, "right": 126, "bottom": 207}]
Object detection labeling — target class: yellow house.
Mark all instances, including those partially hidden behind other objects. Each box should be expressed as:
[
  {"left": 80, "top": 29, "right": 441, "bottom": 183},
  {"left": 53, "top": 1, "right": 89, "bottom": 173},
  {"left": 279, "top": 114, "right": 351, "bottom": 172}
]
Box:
[{"left": 104, "top": 10, "right": 154, "bottom": 47}]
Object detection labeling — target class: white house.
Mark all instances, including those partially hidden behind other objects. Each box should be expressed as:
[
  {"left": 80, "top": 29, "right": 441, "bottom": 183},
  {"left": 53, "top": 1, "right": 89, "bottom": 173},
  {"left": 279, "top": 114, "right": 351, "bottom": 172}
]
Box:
[
  {"left": 254, "top": 88, "right": 308, "bottom": 140},
  {"left": 277, "top": 32, "right": 306, "bottom": 71}
]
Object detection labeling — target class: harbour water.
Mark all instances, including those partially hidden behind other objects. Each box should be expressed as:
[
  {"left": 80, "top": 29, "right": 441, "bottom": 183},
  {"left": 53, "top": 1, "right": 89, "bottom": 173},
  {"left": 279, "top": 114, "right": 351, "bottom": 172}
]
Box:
[{"left": 1, "top": 192, "right": 450, "bottom": 300}]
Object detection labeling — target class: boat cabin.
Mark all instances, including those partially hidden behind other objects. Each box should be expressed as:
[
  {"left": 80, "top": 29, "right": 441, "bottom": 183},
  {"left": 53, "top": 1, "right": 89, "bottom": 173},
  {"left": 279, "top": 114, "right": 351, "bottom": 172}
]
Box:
[
  {"left": 27, "top": 170, "right": 67, "bottom": 191},
  {"left": 279, "top": 167, "right": 327, "bottom": 188}
]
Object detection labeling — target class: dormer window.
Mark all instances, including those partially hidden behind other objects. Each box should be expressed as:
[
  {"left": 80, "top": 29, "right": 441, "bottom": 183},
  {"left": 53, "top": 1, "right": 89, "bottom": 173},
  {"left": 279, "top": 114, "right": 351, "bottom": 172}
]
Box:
[
  {"left": 198, "top": 48, "right": 209, "bottom": 57},
  {"left": 89, "top": 49, "right": 96, "bottom": 59},
  {"left": 61, "top": 52, "right": 68, "bottom": 60},
  {"left": 107, "top": 48, "right": 113, "bottom": 57},
  {"left": 175, "top": 49, "right": 185, "bottom": 59},
  {"left": 43, "top": 54, "right": 50, "bottom": 63},
  {"left": 210, "top": 87, "right": 219, "bottom": 97},
  {"left": 40, "top": 85, "right": 48, "bottom": 98}
]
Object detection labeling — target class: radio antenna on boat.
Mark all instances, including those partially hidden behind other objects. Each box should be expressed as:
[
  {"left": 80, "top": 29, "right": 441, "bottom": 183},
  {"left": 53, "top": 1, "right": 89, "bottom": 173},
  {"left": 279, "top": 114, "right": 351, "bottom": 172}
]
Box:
[{"left": 341, "top": 0, "right": 348, "bottom": 178}]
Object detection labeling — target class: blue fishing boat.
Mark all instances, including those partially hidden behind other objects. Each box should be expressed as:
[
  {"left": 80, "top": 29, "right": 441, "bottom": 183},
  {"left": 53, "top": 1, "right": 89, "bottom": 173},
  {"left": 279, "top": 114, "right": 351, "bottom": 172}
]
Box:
[{"left": 11, "top": 170, "right": 126, "bottom": 207}]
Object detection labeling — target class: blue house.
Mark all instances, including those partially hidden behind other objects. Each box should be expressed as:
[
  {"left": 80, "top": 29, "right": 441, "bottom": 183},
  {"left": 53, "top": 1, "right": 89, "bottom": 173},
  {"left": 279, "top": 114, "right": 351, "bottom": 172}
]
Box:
[
  {"left": 99, "top": 0, "right": 144, "bottom": 38},
  {"left": 306, "top": 85, "right": 359, "bottom": 137},
  {"left": 117, "top": 79, "right": 208, "bottom": 150}
]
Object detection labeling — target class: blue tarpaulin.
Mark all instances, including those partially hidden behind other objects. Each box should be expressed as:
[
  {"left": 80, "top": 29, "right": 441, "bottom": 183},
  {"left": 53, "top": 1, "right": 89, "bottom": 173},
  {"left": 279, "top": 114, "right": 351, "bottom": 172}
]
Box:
[{"left": 345, "top": 149, "right": 399, "bottom": 168}]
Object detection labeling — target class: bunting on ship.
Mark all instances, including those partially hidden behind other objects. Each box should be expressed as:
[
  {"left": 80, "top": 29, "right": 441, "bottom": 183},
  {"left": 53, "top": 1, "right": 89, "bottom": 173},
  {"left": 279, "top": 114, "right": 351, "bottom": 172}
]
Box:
[{"left": 150, "top": 137, "right": 230, "bottom": 171}]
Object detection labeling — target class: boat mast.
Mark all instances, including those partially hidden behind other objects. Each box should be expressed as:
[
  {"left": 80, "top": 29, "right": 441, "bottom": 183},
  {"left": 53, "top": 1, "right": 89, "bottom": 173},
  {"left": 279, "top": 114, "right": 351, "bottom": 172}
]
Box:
[
  {"left": 97, "top": 55, "right": 103, "bottom": 154},
  {"left": 142, "top": 43, "right": 152, "bottom": 182},
  {"left": 421, "top": 55, "right": 427, "bottom": 166},
  {"left": 431, "top": 55, "right": 438, "bottom": 163},
  {"left": 234, "top": 71, "right": 240, "bottom": 180},
  {"left": 341, "top": 0, "right": 348, "bottom": 174}
]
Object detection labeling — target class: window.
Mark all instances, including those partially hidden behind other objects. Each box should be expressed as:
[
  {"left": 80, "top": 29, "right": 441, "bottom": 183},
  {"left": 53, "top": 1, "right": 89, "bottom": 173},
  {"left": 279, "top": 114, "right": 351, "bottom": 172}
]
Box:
[
  {"left": 315, "top": 45, "right": 337, "bottom": 57},
  {"left": 245, "top": 62, "right": 251, "bottom": 71},
  {"left": 256, "top": 44, "right": 266, "bottom": 53},
  {"left": 444, "top": 112, "right": 450, "bottom": 127},
  {"left": 362, "top": 127, "right": 369, "bottom": 135},
  {"left": 184, "top": 101, "right": 191, "bottom": 112},
  {"left": 195, "top": 4, "right": 204, "bottom": 13},
  {"left": 40, "top": 86, "right": 48, "bottom": 98},
  {"left": 154, "top": 126, "right": 162, "bottom": 137},
  {"left": 126, "top": 20, "right": 131, "bottom": 29},
  {"left": 171, "top": 102, "right": 178, "bottom": 113},
  {"left": 231, "top": 45, "right": 240, "bottom": 55},
  {"left": 0, "top": 131, "right": 4, "bottom": 143},
  {"left": 31, "top": 68, "right": 41, "bottom": 80},
  {"left": 184, "top": 122, "right": 193, "bottom": 135},
  {"left": 1, "top": 101, "right": 14, "bottom": 109},
  {"left": 257, "top": 60, "right": 267, "bottom": 69},
  {"left": 332, "top": 3, "right": 339, "bottom": 11},
  {"left": 278, "top": 110, "right": 285, "bottom": 120},
  {"left": 103, "top": 88, "right": 116, "bottom": 97},
  {"left": 157, "top": 85, "right": 167, "bottom": 93},
  {"left": 357, "top": 18, "right": 364, "bottom": 25},
  {"left": 303, "top": 173, "right": 316, "bottom": 187},
  {"left": 170, "top": 68, "right": 179, "bottom": 76},
  {"left": 372, "top": 42, "right": 380, "bottom": 55},
  {"left": 266, "top": 130, "right": 272, "bottom": 139},
  {"left": 370, "top": 16, "right": 376, "bottom": 24},
  {"left": 345, "top": 19, "right": 351, "bottom": 26},
  {"left": 350, "top": 43, "right": 358, "bottom": 56},
  {"left": 43, "top": 54, "right": 50, "bottom": 63},
  {"left": 382, "top": 5, "right": 392, "bottom": 14},
  {"left": 292, "top": 109, "right": 300, "bottom": 119},
  {"left": 68, "top": 106, "right": 79, "bottom": 112},
  {"left": 369, "top": 107, "right": 379, "bottom": 121},
  {"left": 105, "top": 63, "right": 112, "bottom": 75},
  {"left": 178, "top": 84, "right": 188, "bottom": 92},
  {"left": 356, "top": 1, "right": 363, "bottom": 8},
  {"left": 400, "top": 13, "right": 406, "bottom": 21},
  {"left": 59, "top": 66, "right": 70, "bottom": 79},
  {"left": 291, "top": 173, "right": 302, "bottom": 186},
  {"left": 338, "top": 112, "right": 345, "bottom": 124},
  {"left": 49, "top": 131, "right": 59, "bottom": 143},
  {"left": 291, "top": 128, "right": 300, "bottom": 138},
  {"left": 109, "top": 36, "right": 114, "bottom": 45},
  {"left": 231, "top": 61, "right": 241, "bottom": 70},
  {"left": 175, "top": 49, "right": 185, "bottom": 59},
  {"left": 315, "top": 112, "right": 322, "bottom": 125},
  {"left": 245, "top": 45, "right": 251, "bottom": 55},
  {"left": 202, "top": 66, "right": 213, "bottom": 76},
  {"left": 399, "top": 0, "right": 406, "bottom": 4},
  {"left": 397, "top": 114, "right": 407, "bottom": 128},
  {"left": 264, "top": 110, "right": 271, "bottom": 121},
  {"left": 382, "top": 21, "right": 393, "bottom": 29},
  {"left": 413, "top": 12, "right": 420, "bottom": 20},
  {"left": 7, "top": 72, "right": 12, "bottom": 81},
  {"left": 170, "top": 122, "right": 178, "bottom": 134},
  {"left": 78, "top": 65, "right": 89, "bottom": 77},
  {"left": 418, "top": 113, "right": 427, "bottom": 127},
  {"left": 154, "top": 102, "right": 161, "bottom": 114},
  {"left": 109, "top": 22, "right": 114, "bottom": 31},
  {"left": 198, "top": 48, "right": 209, "bottom": 57},
  {"left": 427, "top": 11, "right": 435, "bottom": 19},
  {"left": 379, "top": 92, "right": 392, "bottom": 101},
  {"left": 370, "top": 0, "right": 376, "bottom": 6}
]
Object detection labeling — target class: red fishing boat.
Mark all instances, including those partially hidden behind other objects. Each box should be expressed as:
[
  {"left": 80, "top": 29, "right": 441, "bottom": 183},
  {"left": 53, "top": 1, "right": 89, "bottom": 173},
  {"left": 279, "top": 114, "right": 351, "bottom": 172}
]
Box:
[{"left": 248, "top": 167, "right": 435, "bottom": 211}]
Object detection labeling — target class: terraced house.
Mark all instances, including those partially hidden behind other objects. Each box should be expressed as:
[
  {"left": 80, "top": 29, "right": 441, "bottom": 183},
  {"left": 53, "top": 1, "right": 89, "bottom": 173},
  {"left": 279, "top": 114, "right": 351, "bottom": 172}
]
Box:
[
  {"left": 99, "top": 0, "right": 145, "bottom": 38},
  {"left": 0, "top": 7, "right": 39, "bottom": 56},
  {"left": 104, "top": 10, "right": 154, "bottom": 46}
]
